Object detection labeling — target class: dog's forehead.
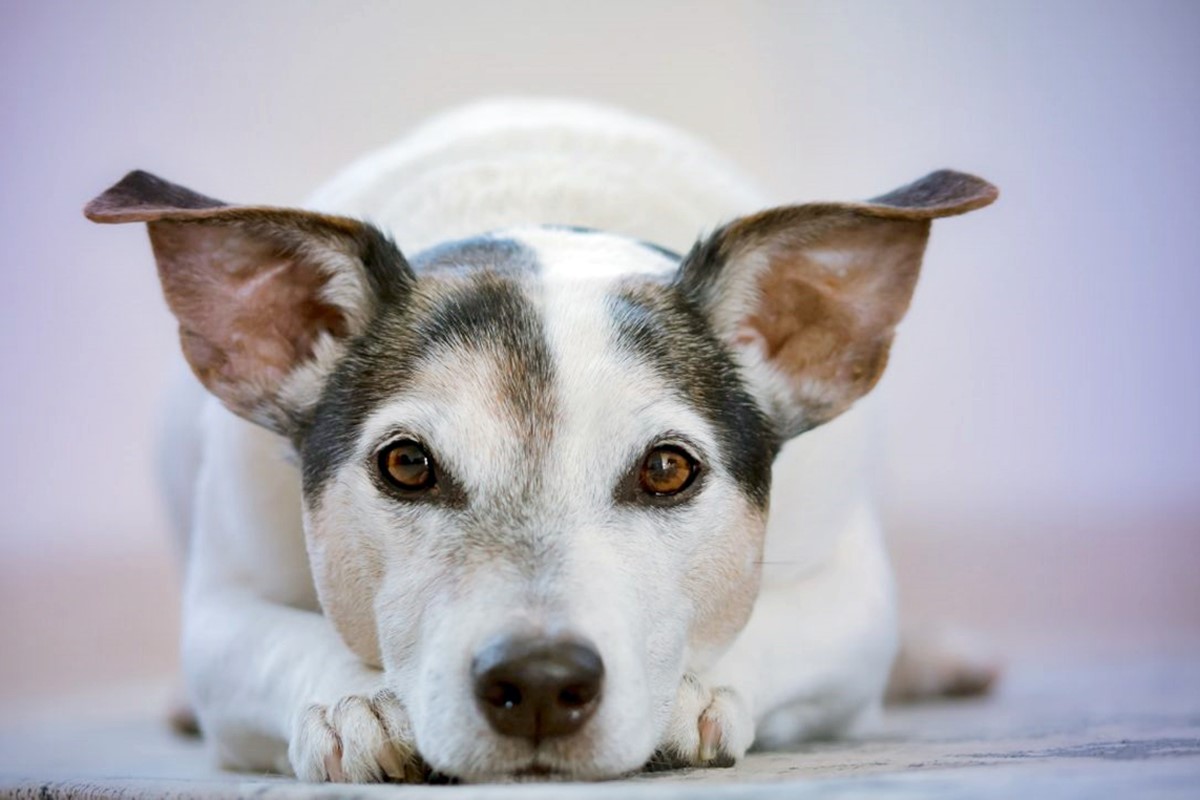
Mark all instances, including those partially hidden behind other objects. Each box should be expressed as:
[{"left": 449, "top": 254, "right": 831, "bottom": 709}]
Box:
[
  {"left": 509, "top": 226, "right": 682, "bottom": 280},
  {"left": 301, "top": 228, "right": 774, "bottom": 506},
  {"left": 410, "top": 226, "right": 680, "bottom": 280}
]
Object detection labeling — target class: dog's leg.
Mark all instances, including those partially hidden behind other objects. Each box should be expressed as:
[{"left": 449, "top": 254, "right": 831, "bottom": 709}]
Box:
[
  {"left": 183, "top": 586, "right": 422, "bottom": 781},
  {"left": 679, "top": 503, "right": 899, "bottom": 755},
  {"left": 158, "top": 367, "right": 207, "bottom": 736},
  {"left": 182, "top": 403, "right": 423, "bottom": 782}
]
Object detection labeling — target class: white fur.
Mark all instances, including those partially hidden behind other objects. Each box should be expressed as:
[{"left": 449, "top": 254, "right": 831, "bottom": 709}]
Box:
[{"left": 171, "top": 99, "right": 897, "bottom": 780}]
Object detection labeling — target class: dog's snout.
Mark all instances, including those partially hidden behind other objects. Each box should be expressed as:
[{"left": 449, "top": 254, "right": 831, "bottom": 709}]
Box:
[{"left": 472, "top": 635, "right": 604, "bottom": 743}]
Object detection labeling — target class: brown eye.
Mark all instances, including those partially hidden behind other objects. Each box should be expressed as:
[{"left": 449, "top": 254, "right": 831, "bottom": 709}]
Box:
[
  {"left": 639, "top": 445, "right": 699, "bottom": 496},
  {"left": 378, "top": 439, "right": 436, "bottom": 491}
]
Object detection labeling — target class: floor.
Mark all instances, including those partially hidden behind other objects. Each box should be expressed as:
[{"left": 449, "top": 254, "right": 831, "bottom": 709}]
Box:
[{"left": 2, "top": 647, "right": 1197, "bottom": 799}]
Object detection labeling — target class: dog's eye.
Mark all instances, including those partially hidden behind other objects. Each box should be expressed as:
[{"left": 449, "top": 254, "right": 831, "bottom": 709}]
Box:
[
  {"left": 378, "top": 439, "right": 437, "bottom": 491},
  {"left": 639, "top": 445, "right": 698, "bottom": 496}
]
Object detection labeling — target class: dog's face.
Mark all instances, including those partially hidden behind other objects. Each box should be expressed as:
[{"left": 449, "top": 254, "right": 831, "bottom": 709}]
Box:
[
  {"left": 86, "top": 169, "right": 995, "bottom": 780},
  {"left": 300, "top": 228, "right": 776, "bottom": 777}
]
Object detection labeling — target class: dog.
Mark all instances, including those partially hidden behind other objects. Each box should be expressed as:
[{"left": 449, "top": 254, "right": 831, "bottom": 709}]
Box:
[{"left": 84, "top": 99, "right": 997, "bottom": 782}]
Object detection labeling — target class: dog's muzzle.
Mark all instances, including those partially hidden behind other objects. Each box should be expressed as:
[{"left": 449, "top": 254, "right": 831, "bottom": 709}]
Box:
[{"left": 472, "top": 635, "right": 604, "bottom": 744}]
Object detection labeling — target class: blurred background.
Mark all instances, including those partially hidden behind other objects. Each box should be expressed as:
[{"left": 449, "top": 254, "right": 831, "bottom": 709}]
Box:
[{"left": 1, "top": 0, "right": 1197, "bottom": 715}]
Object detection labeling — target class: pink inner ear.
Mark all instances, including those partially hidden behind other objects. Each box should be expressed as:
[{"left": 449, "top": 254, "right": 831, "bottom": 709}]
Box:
[
  {"left": 740, "top": 219, "right": 927, "bottom": 424},
  {"left": 151, "top": 221, "right": 348, "bottom": 419}
]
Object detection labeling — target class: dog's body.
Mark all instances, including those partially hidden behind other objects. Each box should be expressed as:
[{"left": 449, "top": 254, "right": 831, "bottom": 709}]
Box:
[{"left": 89, "top": 99, "right": 996, "bottom": 782}]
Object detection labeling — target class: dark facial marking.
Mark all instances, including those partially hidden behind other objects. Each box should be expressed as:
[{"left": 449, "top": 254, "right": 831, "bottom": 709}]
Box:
[
  {"left": 607, "top": 282, "right": 777, "bottom": 509},
  {"left": 410, "top": 236, "right": 540, "bottom": 277},
  {"left": 414, "top": 274, "right": 555, "bottom": 441},
  {"left": 300, "top": 260, "right": 554, "bottom": 503},
  {"left": 672, "top": 226, "right": 727, "bottom": 309}
]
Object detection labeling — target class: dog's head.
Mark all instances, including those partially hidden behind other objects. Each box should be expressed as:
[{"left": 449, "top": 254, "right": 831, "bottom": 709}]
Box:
[{"left": 86, "top": 169, "right": 994, "bottom": 780}]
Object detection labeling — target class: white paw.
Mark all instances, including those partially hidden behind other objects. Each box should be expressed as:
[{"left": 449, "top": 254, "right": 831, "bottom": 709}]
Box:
[
  {"left": 288, "top": 689, "right": 425, "bottom": 783},
  {"left": 650, "top": 674, "right": 753, "bottom": 770}
]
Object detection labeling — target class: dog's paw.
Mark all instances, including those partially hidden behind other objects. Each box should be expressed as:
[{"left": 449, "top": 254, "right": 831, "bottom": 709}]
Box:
[
  {"left": 289, "top": 689, "right": 426, "bottom": 783},
  {"left": 886, "top": 627, "right": 1001, "bottom": 703},
  {"left": 648, "top": 674, "right": 753, "bottom": 771}
]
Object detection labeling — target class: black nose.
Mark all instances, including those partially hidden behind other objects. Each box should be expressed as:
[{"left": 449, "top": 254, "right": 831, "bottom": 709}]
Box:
[{"left": 472, "top": 635, "right": 604, "bottom": 743}]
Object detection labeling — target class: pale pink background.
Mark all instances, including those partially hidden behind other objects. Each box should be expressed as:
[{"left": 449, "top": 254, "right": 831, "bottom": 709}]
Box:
[{"left": 1, "top": 1, "right": 1197, "bottom": 710}]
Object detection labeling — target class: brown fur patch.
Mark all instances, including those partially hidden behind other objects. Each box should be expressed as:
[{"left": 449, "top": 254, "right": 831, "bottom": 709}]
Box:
[
  {"left": 684, "top": 503, "right": 768, "bottom": 663},
  {"left": 84, "top": 171, "right": 386, "bottom": 433},
  {"left": 739, "top": 215, "right": 929, "bottom": 425},
  {"left": 680, "top": 170, "right": 997, "bottom": 432},
  {"left": 149, "top": 220, "right": 351, "bottom": 422}
]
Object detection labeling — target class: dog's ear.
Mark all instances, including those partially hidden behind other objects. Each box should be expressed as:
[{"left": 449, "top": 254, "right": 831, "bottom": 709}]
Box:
[
  {"left": 85, "top": 170, "right": 413, "bottom": 436},
  {"left": 677, "top": 170, "right": 997, "bottom": 438}
]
